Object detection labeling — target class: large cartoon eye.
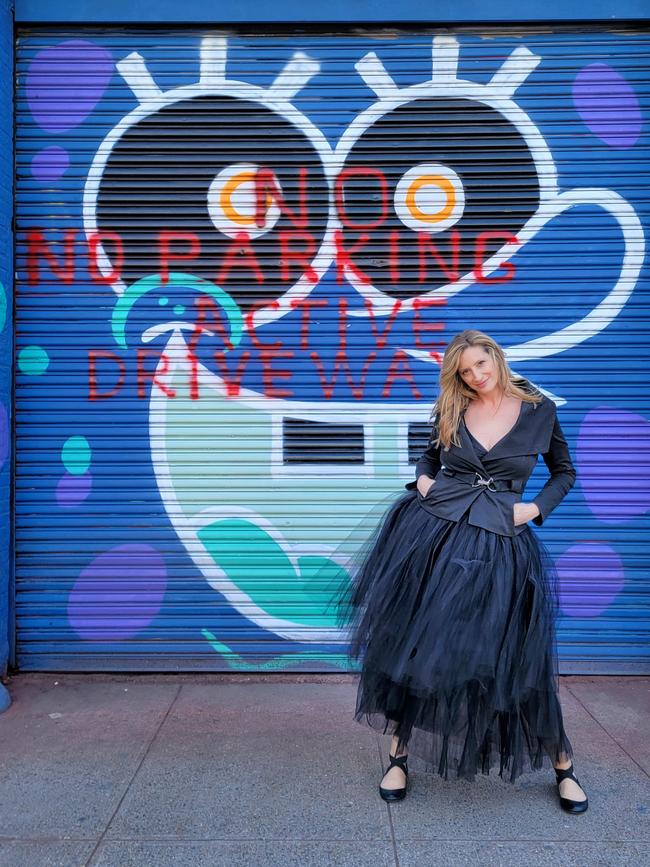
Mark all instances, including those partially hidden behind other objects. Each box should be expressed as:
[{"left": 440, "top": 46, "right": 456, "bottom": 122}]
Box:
[
  {"left": 335, "top": 38, "right": 547, "bottom": 307},
  {"left": 337, "top": 95, "right": 539, "bottom": 301},
  {"left": 85, "top": 40, "right": 333, "bottom": 316}
]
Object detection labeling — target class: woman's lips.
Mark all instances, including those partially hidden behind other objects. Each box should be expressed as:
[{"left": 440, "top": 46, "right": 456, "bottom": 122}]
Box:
[{"left": 476, "top": 378, "right": 489, "bottom": 388}]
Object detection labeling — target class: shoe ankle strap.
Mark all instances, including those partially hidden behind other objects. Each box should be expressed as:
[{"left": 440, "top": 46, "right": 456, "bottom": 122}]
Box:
[
  {"left": 388, "top": 753, "right": 408, "bottom": 770},
  {"left": 555, "top": 764, "right": 578, "bottom": 784}
]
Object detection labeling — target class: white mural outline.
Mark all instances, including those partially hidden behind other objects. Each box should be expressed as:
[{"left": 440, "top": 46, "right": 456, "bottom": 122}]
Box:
[{"left": 147, "top": 328, "right": 432, "bottom": 642}]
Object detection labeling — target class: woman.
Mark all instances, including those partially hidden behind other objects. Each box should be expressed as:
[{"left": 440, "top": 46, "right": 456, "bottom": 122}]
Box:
[{"left": 339, "top": 329, "right": 588, "bottom": 813}]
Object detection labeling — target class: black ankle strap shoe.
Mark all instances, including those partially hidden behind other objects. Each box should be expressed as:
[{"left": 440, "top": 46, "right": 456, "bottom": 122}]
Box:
[
  {"left": 555, "top": 763, "right": 588, "bottom": 814},
  {"left": 379, "top": 752, "right": 409, "bottom": 802}
]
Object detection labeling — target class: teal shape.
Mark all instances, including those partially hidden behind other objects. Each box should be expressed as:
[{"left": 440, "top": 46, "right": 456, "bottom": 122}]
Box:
[
  {"left": 62, "top": 435, "right": 91, "bottom": 475},
  {"left": 18, "top": 345, "right": 49, "bottom": 376},
  {"left": 197, "top": 518, "right": 350, "bottom": 629},
  {"left": 111, "top": 271, "right": 243, "bottom": 350},
  {"left": 201, "top": 630, "right": 356, "bottom": 672},
  {"left": 0, "top": 281, "right": 6, "bottom": 332}
]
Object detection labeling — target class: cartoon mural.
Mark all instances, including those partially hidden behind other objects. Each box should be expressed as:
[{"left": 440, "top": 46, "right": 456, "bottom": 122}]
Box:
[{"left": 14, "top": 30, "right": 649, "bottom": 671}]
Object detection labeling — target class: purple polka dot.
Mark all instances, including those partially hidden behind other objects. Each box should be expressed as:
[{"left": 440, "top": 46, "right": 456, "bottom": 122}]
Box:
[
  {"left": 68, "top": 544, "right": 167, "bottom": 641},
  {"left": 556, "top": 542, "right": 624, "bottom": 618},
  {"left": 26, "top": 40, "right": 113, "bottom": 133},
  {"left": 0, "top": 403, "right": 8, "bottom": 471},
  {"left": 56, "top": 470, "right": 92, "bottom": 507},
  {"left": 31, "top": 145, "right": 70, "bottom": 181},
  {"left": 577, "top": 407, "right": 650, "bottom": 523},
  {"left": 572, "top": 63, "right": 642, "bottom": 149}
]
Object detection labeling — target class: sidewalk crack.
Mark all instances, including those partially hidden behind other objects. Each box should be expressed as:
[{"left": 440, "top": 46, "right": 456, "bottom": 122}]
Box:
[
  {"left": 82, "top": 683, "right": 183, "bottom": 867},
  {"left": 376, "top": 735, "right": 401, "bottom": 867}
]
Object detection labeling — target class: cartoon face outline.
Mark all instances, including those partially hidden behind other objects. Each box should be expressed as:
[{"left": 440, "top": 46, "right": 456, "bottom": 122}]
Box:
[{"left": 78, "top": 33, "right": 645, "bottom": 650}]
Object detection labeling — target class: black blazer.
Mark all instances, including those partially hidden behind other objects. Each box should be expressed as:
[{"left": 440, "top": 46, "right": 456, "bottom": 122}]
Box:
[{"left": 405, "top": 383, "right": 576, "bottom": 537}]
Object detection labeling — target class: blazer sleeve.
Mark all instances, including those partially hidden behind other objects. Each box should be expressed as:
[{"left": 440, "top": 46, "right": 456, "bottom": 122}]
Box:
[
  {"left": 531, "top": 409, "right": 576, "bottom": 525},
  {"left": 405, "top": 419, "right": 442, "bottom": 490}
]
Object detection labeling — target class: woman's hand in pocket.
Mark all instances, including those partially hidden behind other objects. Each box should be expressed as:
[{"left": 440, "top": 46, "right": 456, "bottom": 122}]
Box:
[
  {"left": 417, "top": 475, "right": 435, "bottom": 497},
  {"left": 513, "top": 502, "right": 541, "bottom": 526}
]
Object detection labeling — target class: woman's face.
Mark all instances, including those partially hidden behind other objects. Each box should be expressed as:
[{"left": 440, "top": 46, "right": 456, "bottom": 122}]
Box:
[{"left": 457, "top": 345, "right": 499, "bottom": 396}]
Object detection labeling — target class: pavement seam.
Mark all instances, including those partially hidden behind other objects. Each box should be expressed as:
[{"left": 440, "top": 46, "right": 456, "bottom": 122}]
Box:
[
  {"left": 564, "top": 683, "right": 650, "bottom": 781},
  {"left": 376, "top": 735, "right": 402, "bottom": 867},
  {"left": 81, "top": 683, "right": 183, "bottom": 867}
]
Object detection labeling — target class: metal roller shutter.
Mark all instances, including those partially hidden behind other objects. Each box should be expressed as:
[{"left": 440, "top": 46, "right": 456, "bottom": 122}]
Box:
[{"left": 14, "top": 26, "right": 650, "bottom": 672}]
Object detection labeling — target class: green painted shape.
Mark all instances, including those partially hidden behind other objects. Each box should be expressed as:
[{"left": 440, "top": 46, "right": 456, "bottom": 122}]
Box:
[
  {"left": 18, "top": 344, "right": 49, "bottom": 376},
  {"left": 197, "top": 518, "right": 349, "bottom": 629},
  {"left": 62, "top": 435, "right": 91, "bottom": 475},
  {"left": 201, "top": 630, "right": 356, "bottom": 672},
  {"left": 296, "top": 554, "right": 348, "bottom": 617},
  {"left": 111, "top": 272, "right": 243, "bottom": 350},
  {"left": 0, "top": 281, "right": 6, "bottom": 332}
]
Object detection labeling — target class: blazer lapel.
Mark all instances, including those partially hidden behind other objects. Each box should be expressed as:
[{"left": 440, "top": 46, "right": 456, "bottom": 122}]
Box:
[
  {"left": 486, "top": 398, "right": 553, "bottom": 461},
  {"left": 457, "top": 418, "right": 490, "bottom": 472}
]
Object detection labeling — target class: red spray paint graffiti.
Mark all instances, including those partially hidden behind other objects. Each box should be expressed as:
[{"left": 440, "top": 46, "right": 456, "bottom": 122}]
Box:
[{"left": 24, "top": 165, "right": 521, "bottom": 402}]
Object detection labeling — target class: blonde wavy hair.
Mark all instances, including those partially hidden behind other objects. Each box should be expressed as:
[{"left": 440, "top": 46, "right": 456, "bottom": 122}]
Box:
[{"left": 431, "top": 330, "right": 542, "bottom": 449}]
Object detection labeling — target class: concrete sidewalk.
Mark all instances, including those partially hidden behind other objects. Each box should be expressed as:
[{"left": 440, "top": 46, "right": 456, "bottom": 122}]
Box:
[{"left": 0, "top": 675, "right": 648, "bottom": 867}]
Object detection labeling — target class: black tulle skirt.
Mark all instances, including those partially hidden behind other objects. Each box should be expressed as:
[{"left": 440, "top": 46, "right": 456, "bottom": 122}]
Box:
[{"left": 335, "top": 489, "right": 572, "bottom": 782}]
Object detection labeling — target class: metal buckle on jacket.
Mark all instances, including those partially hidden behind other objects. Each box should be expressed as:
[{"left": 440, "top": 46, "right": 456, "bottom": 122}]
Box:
[{"left": 472, "top": 472, "right": 497, "bottom": 492}]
